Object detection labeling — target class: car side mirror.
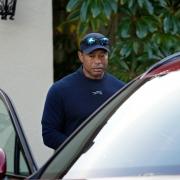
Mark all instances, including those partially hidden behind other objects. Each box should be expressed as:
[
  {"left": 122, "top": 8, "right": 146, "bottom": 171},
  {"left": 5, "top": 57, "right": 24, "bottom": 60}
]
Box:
[{"left": 0, "top": 148, "right": 6, "bottom": 179}]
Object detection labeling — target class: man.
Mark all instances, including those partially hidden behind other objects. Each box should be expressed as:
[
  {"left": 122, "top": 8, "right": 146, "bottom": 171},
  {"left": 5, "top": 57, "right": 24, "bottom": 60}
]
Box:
[{"left": 42, "top": 32, "right": 125, "bottom": 150}]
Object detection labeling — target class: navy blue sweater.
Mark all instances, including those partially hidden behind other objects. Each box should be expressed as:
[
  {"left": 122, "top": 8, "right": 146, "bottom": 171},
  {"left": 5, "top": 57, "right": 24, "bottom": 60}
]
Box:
[{"left": 42, "top": 67, "right": 125, "bottom": 149}]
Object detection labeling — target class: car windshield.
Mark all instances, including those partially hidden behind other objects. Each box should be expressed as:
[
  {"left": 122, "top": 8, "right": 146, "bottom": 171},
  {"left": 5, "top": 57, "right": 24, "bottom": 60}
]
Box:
[{"left": 40, "top": 70, "right": 180, "bottom": 179}]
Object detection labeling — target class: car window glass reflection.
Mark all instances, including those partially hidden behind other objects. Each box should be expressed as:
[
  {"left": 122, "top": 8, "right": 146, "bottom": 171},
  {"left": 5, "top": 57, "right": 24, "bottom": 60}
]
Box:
[
  {"left": 0, "top": 97, "right": 29, "bottom": 176},
  {"left": 0, "top": 98, "right": 15, "bottom": 173},
  {"left": 64, "top": 71, "right": 180, "bottom": 178}
]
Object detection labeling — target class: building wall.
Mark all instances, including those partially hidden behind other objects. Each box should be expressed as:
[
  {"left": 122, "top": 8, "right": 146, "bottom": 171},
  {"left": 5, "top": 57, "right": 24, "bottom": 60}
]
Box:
[{"left": 0, "top": 0, "right": 53, "bottom": 166}]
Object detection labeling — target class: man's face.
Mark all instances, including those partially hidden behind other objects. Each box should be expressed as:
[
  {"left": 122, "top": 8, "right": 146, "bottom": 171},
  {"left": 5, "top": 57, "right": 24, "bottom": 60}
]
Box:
[{"left": 78, "top": 49, "right": 108, "bottom": 79}]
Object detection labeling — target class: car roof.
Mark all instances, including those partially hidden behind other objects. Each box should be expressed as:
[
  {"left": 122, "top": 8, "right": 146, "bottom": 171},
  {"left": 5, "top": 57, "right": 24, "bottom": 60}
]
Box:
[{"left": 141, "top": 52, "right": 180, "bottom": 79}]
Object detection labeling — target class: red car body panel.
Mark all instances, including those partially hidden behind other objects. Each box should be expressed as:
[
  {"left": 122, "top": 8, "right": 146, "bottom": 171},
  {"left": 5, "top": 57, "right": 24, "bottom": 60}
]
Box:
[
  {"left": 142, "top": 58, "right": 180, "bottom": 78},
  {"left": 0, "top": 148, "right": 6, "bottom": 179}
]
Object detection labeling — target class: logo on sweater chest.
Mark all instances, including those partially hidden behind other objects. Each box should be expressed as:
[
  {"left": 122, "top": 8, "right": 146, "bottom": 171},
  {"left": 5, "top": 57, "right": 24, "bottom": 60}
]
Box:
[{"left": 92, "top": 90, "right": 103, "bottom": 95}]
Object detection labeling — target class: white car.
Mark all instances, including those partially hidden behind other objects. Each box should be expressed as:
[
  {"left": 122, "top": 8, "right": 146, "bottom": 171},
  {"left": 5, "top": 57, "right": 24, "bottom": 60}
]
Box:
[{"left": 0, "top": 52, "right": 180, "bottom": 179}]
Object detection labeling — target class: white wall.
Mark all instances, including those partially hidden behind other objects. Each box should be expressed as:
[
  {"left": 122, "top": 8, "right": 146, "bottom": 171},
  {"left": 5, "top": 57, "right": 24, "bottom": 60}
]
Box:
[{"left": 0, "top": 0, "right": 53, "bottom": 166}]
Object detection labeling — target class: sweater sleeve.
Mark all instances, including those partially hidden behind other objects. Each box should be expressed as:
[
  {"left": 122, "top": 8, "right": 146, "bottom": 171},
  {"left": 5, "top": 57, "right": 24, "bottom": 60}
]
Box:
[{"left": 41, "top": 84, "right": 67, "bottom": 150}]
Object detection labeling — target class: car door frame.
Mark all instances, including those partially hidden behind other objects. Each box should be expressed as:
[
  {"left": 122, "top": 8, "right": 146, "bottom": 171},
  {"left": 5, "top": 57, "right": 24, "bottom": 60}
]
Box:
[{"left": 0, "top": 89, "right": 38, "bottom": 178}]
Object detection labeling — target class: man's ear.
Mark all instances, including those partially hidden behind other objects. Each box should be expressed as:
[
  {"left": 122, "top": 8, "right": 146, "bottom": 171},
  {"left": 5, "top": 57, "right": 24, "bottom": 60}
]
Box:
[{"left": 78, "top": 51, "right": 83, "bottom": 63}]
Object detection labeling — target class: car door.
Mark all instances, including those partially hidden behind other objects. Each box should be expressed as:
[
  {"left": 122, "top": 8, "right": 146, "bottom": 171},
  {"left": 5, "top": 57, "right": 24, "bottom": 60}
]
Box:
[{"left": 0, "top": 89, "right": 38, "bottom": 179}]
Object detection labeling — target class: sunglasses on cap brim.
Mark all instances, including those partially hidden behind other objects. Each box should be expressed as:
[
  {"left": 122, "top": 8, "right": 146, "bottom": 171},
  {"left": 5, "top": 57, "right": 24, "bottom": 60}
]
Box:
[{"left": 81, "top": 37, "right": 110, "bottom": 46}]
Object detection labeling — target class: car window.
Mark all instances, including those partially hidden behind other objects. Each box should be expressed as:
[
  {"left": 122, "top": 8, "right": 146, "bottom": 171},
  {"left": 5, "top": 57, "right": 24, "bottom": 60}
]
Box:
[
  {"left": 63, "top": 71, "right": 180, "bottom": 178},
  {"left": 0, "top": 95, "right": 29, "bottom": 176}
]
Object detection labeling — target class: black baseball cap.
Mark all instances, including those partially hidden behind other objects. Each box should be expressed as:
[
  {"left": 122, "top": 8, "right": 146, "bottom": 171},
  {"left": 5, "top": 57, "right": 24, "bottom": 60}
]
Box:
[{"left": 80, "top": 33, "right": 110, "bottom": 54}]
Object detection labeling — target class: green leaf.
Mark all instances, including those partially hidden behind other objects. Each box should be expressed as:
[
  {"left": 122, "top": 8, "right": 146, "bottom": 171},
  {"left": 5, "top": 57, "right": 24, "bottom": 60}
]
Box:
[
  {"left": 80, "top": 1, "right": 89, "bottom": 22},
  {"left": 120, "top": 0, "right": 128, "bottom": 5},
  {"left": 159, "top": 0, "right": 167, "bottom": 7},
  {"left": 133, "top": 41, "right": 140, "bottom": 54},
  {"left": 90, "top": 19, "right": 101, "bottom": 31},
  {"left": 148, "top": 22, "right": 157, "bottom": 33},
  {"left": 119, "top": 18, "right": 131, "bottom": 38},
  {"left": 67, "top": 9, "right": 80, "bottom": 21},
  {"left": 144, "top": 42, "right": 153, "bottom": 58},
  {"left": 78, "top": 22, "right": 88, "bottom": 36},
  {"left": 103, "top": 0, "right": 112, "bottom": 18},
  {"left": 144, "top": 0, "right": 154, "bottom": 14},
  {"left": 175, "top": 9, "right": 180, "bottom": 17},
  {"left": 163, "top": 16, "right": 171, "bottom": 33},
  {"left": 143, "top": 16, "right": 158, "bottom": 33},
  {"left": 162, "top": 35, "right": 177, "bottom": 50},
  {"left": 136, "top": 21, "right": 148, "bottom": 38},
  {"left": 119, "top": 60, "right": 130, "bottom": 71},
  {"left": 131, "top": 57, "right": 138, "bottom": 72},
  {"left": 137, "top": 0, "right": 143, "bottom": 8},
  {"left": 91, "top": 0, "right": 101, "bottom": 18},
  {"left": 120, "top": 42, "right": 132, "bottom": 57},
  {"left": 128, "top": 0, "right": 134, "bottom": 9},
  {"left": 110, "top": 0, "right": 118, "bottom": 13},
  {"left": 172, "top": 17, "right": 179, "bottom": 35},
  {"left": 66, "top": 0, "right": 80, "bottom": 12},
  {"left": 152, "top": 33, "right": 162, "bottom": 45}
]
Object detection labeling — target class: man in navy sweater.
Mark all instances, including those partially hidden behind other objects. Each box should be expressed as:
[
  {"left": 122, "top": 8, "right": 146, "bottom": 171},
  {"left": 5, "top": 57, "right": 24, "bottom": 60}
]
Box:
[{"left": 42, "top": 32, "right": 125, "bottom": 150}]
